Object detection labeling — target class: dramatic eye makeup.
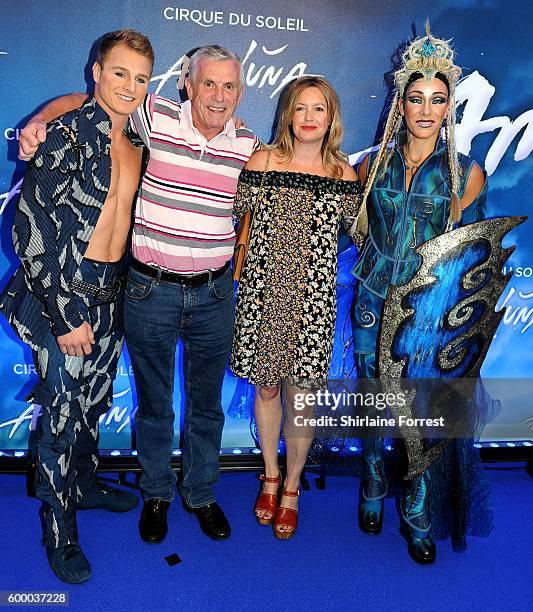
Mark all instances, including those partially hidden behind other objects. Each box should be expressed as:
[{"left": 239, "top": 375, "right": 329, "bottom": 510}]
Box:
[{"left": 406, "top": 89, "right": 448, "bottom": 105}]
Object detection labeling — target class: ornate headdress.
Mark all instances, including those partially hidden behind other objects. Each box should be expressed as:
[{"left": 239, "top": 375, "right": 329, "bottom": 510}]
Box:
[
  {"left": 353, "top": 22, "right": 463, "bottom": 237},
  {"left": 394, "top": 24, "right": 462, "bottom": 97}
]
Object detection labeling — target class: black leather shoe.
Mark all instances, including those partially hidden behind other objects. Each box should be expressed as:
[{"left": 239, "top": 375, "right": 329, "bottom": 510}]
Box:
[
  {"left": 183, "top": 501, "right": 231, "bottom": 540},
  {"left": 400, "top": 523, "right": 437, "bottom": 564},
  {"left": 139, "top": 499, "right": 171, "bottom": 543}
]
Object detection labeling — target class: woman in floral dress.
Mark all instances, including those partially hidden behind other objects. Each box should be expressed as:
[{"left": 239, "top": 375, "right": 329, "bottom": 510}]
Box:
[{"left": 230, "top": 76, "right": 361, "bottom": 539}]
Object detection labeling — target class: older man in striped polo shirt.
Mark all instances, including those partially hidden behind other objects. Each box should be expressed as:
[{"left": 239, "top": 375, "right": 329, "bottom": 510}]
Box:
[{"left": 125, "top": 46, "right": 259, "bottom": 543}]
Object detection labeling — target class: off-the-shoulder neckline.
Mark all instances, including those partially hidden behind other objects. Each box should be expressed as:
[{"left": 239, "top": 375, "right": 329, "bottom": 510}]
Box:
[{"left": 241, "top": 168, "right": 357, "bottom": 184}]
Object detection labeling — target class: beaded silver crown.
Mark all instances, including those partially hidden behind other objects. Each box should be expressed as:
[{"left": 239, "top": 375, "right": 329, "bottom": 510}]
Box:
[{"left": 395, "top": 22, "right": 462, "bottom": 96}]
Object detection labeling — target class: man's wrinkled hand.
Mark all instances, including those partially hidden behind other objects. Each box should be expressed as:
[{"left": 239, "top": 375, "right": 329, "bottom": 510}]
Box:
[
  {"left": 57, "top": 321, "right": 95, "bottom": 357},
  {"left": 18, "top": 120, "right": 47, "bottom": 161}
]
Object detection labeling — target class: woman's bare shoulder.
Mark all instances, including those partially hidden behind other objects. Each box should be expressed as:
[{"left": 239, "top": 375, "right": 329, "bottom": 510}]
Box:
[
  {"left": 244, "top": 148, "right": 272, "bottom": 171},
  {"left": 356, "top": 154, "right": 370, "bottom": 182},
  {"left": 462, "top": 162, "right": 486, "bottom": 208},
  {"left": 342, "top": 162, "right": 357, "bottom": 180}
]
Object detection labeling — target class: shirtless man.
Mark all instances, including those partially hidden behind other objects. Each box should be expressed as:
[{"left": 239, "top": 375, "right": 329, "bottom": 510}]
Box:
[{"left": 0, "top": 29, "right": 153, "bottom": 583}]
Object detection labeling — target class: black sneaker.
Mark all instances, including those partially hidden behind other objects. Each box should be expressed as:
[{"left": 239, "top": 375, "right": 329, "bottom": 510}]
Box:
[
  {"left": 45, "top": 544, "right": 91, "bottom": 584},
  {"left": 76, "top": 482, "right": 138, "bottom": 513}
]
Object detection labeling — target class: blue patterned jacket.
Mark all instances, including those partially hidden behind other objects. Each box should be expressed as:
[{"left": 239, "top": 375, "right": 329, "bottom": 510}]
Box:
[
  {"left": 352, "top": 134, "right": 487, "bottom": 299},
  {"left": 0, "top": 97, "right": 143, "bottom": 345}
]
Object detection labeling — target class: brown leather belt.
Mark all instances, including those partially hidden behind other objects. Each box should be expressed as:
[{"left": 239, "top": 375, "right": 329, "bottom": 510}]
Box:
[{"left": 130, "top": 258, "right": 230, "bottom": 287}]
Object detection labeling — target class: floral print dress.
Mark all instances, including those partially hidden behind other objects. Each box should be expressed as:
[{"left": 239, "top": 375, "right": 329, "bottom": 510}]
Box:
[{"left": 230, "top": 169, "right": 360, "bottom": 387}]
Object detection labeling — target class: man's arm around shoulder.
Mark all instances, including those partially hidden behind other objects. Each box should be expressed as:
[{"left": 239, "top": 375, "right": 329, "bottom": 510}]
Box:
[{"left": 19, "top": 93, "right": 88, "bottom": 160}]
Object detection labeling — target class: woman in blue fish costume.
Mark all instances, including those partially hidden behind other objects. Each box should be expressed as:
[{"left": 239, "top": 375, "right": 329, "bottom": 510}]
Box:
[{"left": 351, "top": 24, "right": 493, "bottom": 563}]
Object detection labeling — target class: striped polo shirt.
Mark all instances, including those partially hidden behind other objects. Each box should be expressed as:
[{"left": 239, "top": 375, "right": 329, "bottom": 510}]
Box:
[{"left": 130, "top": 94, "right": 259, "bottom": 274}]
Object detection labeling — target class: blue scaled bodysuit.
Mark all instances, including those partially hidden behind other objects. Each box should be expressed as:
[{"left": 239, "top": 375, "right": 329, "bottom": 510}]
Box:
[{"left": 352, "top": 135, "right": 487, "bottom": 370}]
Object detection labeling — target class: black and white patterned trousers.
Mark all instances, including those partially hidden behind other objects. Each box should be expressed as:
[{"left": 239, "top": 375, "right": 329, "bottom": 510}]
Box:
[{"left": 29, "top": 258, "right": 125, "bottom": 547}]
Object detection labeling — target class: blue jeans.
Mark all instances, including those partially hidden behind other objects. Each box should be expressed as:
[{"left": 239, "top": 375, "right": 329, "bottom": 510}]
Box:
[{"left": 123, "top": 265, "right": 234, "bottom": 507}]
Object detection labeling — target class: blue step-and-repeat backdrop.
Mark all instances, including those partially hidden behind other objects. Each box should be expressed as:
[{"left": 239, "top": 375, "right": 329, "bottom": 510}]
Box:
[{"left": 0, "top": 0, "right": 532, "bottom": 450}]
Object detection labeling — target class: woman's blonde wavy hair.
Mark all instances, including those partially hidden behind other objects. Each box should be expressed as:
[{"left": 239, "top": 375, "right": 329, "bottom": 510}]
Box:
[{"left": 270, "top": 76, "right": 347, "bottom": 179}]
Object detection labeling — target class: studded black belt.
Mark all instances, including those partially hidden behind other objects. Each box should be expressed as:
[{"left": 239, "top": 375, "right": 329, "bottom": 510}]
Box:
[{"left": 70, "top": 277, "right": 122, "bottom": 301}]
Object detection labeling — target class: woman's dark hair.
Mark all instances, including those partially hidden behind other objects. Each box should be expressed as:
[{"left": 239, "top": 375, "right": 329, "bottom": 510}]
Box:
[{"left": 403, "top": 71, "right": 449, "bottom": 99}]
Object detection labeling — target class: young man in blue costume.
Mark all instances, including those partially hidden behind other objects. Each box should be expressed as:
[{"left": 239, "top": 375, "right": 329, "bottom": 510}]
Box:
[
  {"left": 0, "top": 30, "right": 153, "bottom": 583},
  {"left": 351, "top": 24, "right": 491, "bottom": 563}
]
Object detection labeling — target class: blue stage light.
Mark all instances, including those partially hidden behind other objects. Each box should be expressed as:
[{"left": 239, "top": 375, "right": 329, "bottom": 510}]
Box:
[
  {"left": 131, "top": 450, "right": 138, "bottom": 456},
  {"left": 523, "top": 441, "right": 532, "bottom": 447},
  {"left": 474, "top": 443, "right": 482, "bottom": 448},
  {"left": 331, "top": 446, "right": 339, "bottom": 452},
  {"left": 14, "top": 451, "right": 24, "bottom": 457},
  {"left": 0, "top": 451, "right": 4, "bottom": 457},
  {"left": 385, "top": 445, "right": 392, "bottom": 451},
  {"left": 490, "top": 443, "right": 499, "bottom": 448},
  {"left": 232, "top": 449, "right": 242, "bottom": 454},
  {"left": 506, "top": 442, "right": 516, "bottom": 447},
  {"left": 251, "top": 449, "right": 261, "bottom": 454},
  {"left": 348, "top": 446, "right": 359, "bottom": 452},
  {"left": 172, "top": 450, "right": 182, "bottom": 456},
  {"left": 110, "top": 450, "right": 121, "bottom": 456}
]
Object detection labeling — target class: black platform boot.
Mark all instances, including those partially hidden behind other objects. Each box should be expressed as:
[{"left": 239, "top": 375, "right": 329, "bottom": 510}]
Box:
[
  {"left": 400, "top": 471, "right": 436, "bottom": 564},
  {"left": 358, "top": 438, "right": 387, "bottom": 535}
]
